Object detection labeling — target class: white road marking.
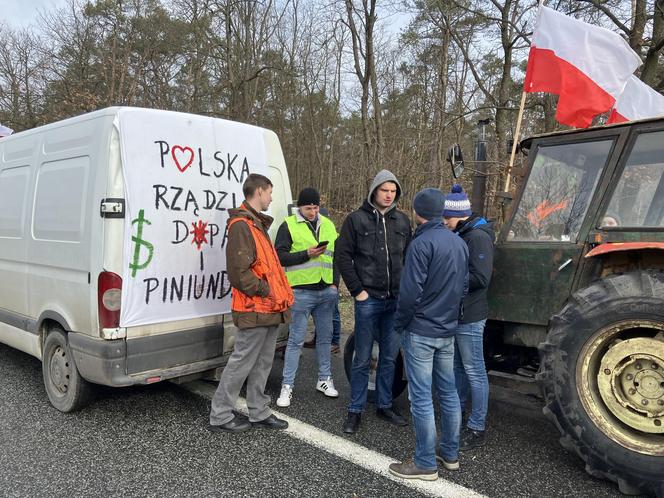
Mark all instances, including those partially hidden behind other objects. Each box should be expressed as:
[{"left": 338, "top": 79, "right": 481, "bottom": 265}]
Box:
[{"left": 182, "top": 381, "right": 485, "bottom": 498}]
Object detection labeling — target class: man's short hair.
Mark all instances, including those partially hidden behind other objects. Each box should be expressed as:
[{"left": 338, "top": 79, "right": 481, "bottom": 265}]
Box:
[{"left": 243, "top": 173, "right": 273, "bottom": 198}]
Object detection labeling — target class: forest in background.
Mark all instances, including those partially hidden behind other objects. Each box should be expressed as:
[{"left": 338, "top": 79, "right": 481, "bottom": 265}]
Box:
[{"left": 1, "top": 0, "right": 663, "bottom": 222}]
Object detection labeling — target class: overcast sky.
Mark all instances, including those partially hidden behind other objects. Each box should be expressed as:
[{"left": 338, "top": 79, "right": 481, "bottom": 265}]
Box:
[
  {"left": 2, "top": 0, "right": 411, "bottom": 40},
  {"left": 2, "top": 0, "right": 69, "bottom": 28},
  {"left": 4, "top": 1, "right": 410, "bottom": 31}
]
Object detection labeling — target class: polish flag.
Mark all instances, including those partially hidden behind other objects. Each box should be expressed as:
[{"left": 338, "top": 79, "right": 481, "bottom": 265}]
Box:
[
  {"left": 0, "top": 124, "right": 13, "bottom": 138},
  {"left": 607, "top": 75, "right": 664, "bottom": 123},
  {"left": 525, "top": 6, "right": 641, "bottom": 128}
]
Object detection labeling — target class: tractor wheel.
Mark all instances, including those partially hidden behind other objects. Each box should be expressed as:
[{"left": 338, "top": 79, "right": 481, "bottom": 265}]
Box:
[{"left": 539, "top": 270, "right": 664, "bottom": 497}]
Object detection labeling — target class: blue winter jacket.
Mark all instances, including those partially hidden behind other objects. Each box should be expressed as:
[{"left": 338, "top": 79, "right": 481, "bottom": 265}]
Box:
[{"left": 394, "top": 219, "right": 469, "bottom": 338}]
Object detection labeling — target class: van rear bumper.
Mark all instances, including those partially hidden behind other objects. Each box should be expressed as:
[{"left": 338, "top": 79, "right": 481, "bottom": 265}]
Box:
[{"left": 68, "top": 326, "right": 226, "bottom": 387}]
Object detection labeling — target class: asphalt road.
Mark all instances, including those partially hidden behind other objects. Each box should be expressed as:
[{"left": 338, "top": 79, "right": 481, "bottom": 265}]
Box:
[{"left": 0, "top": 341, "right": 632, "bottom": 497}]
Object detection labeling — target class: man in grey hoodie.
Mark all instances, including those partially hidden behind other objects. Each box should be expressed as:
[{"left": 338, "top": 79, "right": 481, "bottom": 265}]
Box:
[{"left": 336, "top": 170, "right": 413, "bottom": 434}]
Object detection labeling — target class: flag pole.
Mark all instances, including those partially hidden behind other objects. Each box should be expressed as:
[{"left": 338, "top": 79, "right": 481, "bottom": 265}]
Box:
[
  {"left": 503, "top": 0, "right": 543, "bottom": 193},
  {"left": 503, "top": 90, "right": 527, "bottom": 193}
]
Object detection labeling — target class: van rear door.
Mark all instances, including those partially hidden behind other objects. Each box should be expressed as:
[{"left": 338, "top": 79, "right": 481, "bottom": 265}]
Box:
[
  {"left": 101, "top": 118, "right": 225, "bottom": 379},
  {"left": 103, "top": 109, "right": 292, "bottom": 381}
]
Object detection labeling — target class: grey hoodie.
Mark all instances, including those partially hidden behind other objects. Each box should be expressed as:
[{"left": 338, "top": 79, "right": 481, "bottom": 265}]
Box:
[{"left": 367, "top": 169, "right": 403, "bottom": 212}]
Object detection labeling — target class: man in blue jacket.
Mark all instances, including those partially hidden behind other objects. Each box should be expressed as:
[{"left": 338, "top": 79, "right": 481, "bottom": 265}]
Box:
[
  {"left": 444, "top": 184, "right": 495, "bottom": 451},
  {"left": 389, "top": 188, "right": 469, "bottom": 481}
]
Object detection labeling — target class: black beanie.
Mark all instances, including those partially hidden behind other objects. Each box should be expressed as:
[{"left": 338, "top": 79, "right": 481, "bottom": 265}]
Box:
[{"left": 297, "top": 187, "right": 320, "bottom": 207}]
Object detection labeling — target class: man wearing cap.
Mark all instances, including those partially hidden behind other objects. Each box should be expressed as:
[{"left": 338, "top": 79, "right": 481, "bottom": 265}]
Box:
[
  {"left": 443, "top": 184, "right": 495, "bottom": 451},
  {"left": 336, "top": 170, "right": 412, "bottom": 434},
  {"left": 389, "top": 188, "right": 468, "bottom": 481},
  {"left": 274, "top": 187, "right": 340, "bottom": 407}
]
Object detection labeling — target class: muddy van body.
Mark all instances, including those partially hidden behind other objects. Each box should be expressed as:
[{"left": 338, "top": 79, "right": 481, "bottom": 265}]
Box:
[{"left": 0, "top": 107, "right": 292, "bottom": 411}]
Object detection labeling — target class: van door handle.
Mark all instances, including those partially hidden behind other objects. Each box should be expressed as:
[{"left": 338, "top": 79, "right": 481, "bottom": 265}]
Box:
[{"left": 558, "top": 258, "right": 573, "bottom": 272}]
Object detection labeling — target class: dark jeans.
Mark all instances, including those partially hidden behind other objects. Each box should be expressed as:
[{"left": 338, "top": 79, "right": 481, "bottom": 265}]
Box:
[
  {"left": 332, "top": 296, "right": 341, "bottom": 345},
  {"left": 348, "top": 296, "right": 399, "bottom": 412}
]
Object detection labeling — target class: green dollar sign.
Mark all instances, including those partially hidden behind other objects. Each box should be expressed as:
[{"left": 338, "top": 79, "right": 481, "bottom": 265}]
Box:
[{"left": 129, "top": 209, "right": 154, "bottom": 278}]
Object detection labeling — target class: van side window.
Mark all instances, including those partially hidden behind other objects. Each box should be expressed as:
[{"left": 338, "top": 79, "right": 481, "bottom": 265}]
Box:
[
  {"left": 33, "top": 157, "right": 89, "bottom": 242},
  {"left": 0, "top": 166, "right": 30, "bottom": 238}
]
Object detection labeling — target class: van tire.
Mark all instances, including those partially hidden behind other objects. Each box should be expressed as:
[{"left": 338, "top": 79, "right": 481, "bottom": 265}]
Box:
[
  {"left": 538, "top": 271, "right": 664, "bottom": 498},
  {"left": 343, "top": 333, "right": 407, "bottom": 403},
  {"left": 42, "top": 328, "right": 94, "bottom": 412}
]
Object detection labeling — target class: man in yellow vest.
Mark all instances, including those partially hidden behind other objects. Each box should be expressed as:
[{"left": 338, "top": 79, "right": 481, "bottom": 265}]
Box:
[{"left": 275, "top": 187, "right": 340, "bottom": 407}]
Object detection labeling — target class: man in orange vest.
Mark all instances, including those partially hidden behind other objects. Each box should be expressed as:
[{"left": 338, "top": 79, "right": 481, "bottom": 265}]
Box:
[{"left": 209, "top": 173, "right": 294, "bottom": 433}]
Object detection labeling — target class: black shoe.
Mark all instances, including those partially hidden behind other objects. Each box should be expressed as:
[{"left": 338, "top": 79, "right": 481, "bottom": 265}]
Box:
[
  {"left": 343, "top": 412, "right": 361, "bottom": 434},
  {"left": 251, "top": 414, "right": 288, "bottom": 430},
  {"left": 376, "top": 407, "right": 408, "bottom": 427},
  {"left": 460, "top": 428, "right": 486, "bottom": 451},
  {"left": 209, "top": 415, "right": 251, "bottom": 433}
]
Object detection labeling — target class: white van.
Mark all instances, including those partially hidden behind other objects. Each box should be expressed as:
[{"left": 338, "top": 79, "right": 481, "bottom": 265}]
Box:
[{"left": 0, "top": 107, "right": 292, "bottom": 412}]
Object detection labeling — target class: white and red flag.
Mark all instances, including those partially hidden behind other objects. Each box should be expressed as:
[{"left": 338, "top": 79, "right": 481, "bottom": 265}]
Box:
[
  {"left": 0, "top": 124, "right": 13, "bottom": 138},
  {"left": 607, "top": 75, "right": 664, "bottom": 123},
  {"left": 524, "top": 6, "right": 641, "bottom": 128}
]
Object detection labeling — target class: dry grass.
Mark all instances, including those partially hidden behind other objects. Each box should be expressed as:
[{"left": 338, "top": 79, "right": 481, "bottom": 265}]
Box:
[{"left": 338, "top": 295, "right": 355, "bottom": 333}]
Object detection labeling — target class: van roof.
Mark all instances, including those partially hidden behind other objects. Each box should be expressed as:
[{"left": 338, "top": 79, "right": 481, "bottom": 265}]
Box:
[{"left": 2, "top": 107, "right": 272, "bottom": 140}]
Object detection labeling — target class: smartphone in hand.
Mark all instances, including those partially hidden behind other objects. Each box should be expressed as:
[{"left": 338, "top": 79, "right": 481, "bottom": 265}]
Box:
[{"left": 316, "top": 240, "right": 329, "bottom": 248}]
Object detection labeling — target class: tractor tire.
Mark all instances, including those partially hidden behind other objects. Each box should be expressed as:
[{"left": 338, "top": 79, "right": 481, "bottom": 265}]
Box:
[{"left": 538, "top": 270, "right": 664, "bottom": 497}]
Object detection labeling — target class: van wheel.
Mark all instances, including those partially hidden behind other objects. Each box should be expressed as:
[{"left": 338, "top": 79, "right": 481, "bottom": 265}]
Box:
[
  {"left": 42, "top": 328, "right": 94, "bottom": 412},
  {"left": 343, "top": 333, "right": 407, "bottom": 403},
  {"left": 538, "top": 271, "right": 664, "bottom": 497}
]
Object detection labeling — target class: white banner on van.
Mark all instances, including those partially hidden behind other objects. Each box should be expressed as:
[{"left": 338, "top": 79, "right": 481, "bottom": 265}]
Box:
[{"left": 117, "top": 109, "right": 268, "bottom": 327}]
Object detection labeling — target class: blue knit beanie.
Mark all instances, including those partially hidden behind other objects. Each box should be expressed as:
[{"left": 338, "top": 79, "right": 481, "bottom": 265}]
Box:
[
  {"left": 413, "top": 188, "right": 445, "bottom": 220},
  {"left": 443, "top": 184, "right": 472, "bottom": 218}
]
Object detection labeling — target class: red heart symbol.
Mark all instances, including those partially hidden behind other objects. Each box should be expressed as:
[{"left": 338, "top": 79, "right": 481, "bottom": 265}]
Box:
[{"left": 171, "top": 145, "right": 194, "bottom": 172}]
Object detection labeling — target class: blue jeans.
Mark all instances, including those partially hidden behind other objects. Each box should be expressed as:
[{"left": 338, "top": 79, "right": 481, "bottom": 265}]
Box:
[
  {"left": 403, "top": 330, "right": 461, "bottom": 470},
  {"left": 453, "top": 319, "right": 488, "bottom": 431},
  {"left": 315, "top": 294, "right": 341, "bottom": 345},
  {"left": 281, "top": 287, "right": 337, "bottom": 386},
  {"left": 348, "top": 296, "right": 399, "bottom": 412}
]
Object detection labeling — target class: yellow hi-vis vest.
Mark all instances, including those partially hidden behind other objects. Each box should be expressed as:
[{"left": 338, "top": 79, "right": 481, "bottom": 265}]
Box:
[{"left": 284, "top": 213, "right": 337, "bottom": 287}]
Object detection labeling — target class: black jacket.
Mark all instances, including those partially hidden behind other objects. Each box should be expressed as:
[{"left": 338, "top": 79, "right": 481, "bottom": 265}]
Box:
[
  {"left": 455, "top": 213, "right": 495, "bottom": 323},
  {"left": 336, "top": 170, "right": 412, "bottom": 299}
]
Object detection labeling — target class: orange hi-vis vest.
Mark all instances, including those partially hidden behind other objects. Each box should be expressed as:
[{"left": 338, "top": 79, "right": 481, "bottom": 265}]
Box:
[{"left": 227, "top": 214, "right": 294, "bottom": 314}]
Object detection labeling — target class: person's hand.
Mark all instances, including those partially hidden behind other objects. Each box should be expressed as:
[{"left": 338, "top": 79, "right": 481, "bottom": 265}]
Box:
[
  {"left": 307, "top": 245, "right": 326, "bottom": 258},
  {"left": 355, "top": 290, "right": 369, "bottom": 302}
]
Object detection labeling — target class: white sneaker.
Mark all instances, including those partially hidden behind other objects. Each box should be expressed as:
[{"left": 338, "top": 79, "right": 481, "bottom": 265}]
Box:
[
  {"left": 276, "top": 384, "right": 292, "bottom": 407},
  {"left": 316, "top": 377, "right": 339, "bottom": 398}
]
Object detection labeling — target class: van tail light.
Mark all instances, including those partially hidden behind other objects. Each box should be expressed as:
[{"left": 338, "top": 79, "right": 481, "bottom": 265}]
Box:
[{"left": 98, "top": 272, "right": 122, "bottom": 329}]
